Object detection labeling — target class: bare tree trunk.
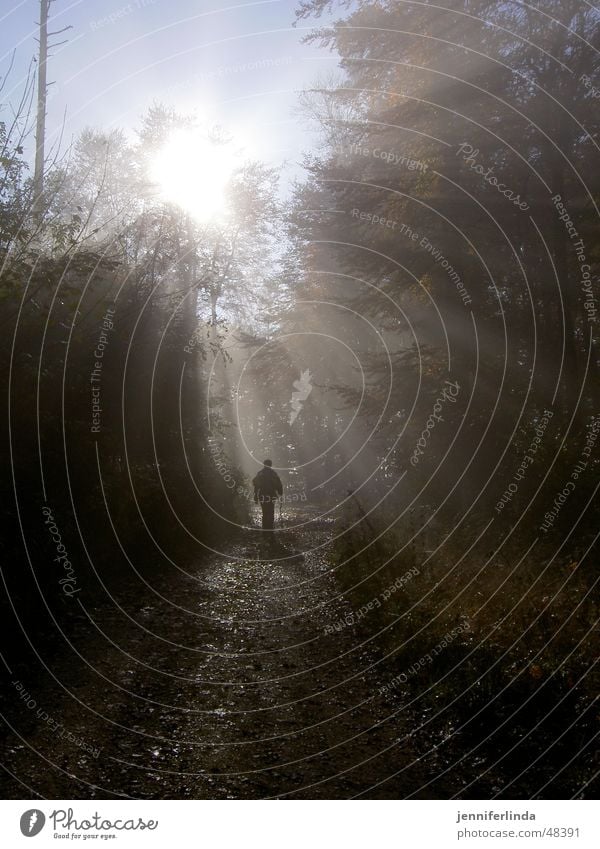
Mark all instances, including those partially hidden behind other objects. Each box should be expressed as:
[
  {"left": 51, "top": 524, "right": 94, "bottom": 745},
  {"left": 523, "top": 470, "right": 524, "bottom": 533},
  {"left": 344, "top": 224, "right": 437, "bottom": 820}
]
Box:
[{"left": 33, "top": 0, "right": 49, "bottom": 220}]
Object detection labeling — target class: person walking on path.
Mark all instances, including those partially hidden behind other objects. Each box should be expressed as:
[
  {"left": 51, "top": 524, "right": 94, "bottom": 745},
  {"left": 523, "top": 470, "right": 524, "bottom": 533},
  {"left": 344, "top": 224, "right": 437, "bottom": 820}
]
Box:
[{"left": 252, "top": 459, "right": 283, "bottom": 531}]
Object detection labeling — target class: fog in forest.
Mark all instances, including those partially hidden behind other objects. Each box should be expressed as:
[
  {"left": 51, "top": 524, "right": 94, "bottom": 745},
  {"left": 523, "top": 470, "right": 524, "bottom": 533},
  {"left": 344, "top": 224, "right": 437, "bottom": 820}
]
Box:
[{"left": 0, "top": 0, "right": 598, "bottom": 807}]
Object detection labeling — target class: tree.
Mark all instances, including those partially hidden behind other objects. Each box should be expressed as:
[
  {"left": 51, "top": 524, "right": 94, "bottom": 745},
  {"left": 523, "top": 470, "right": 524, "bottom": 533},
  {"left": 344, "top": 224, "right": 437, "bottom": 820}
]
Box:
[{"left": 289, "top": 0, "right": 600, "bottom": 514}]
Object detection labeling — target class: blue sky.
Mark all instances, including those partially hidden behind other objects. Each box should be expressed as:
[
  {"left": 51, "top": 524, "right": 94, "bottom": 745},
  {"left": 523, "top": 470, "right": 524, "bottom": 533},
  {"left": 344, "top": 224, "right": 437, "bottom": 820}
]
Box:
[{"left": 1, "top": 0, "right": 340, "bottom": 179}]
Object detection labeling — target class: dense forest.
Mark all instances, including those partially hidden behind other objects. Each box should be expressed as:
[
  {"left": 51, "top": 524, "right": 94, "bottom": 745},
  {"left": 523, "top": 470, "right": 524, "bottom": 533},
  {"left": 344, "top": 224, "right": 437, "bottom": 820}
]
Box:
[{"left": 0, "top": 0, "right": 598, "bottom": 800}]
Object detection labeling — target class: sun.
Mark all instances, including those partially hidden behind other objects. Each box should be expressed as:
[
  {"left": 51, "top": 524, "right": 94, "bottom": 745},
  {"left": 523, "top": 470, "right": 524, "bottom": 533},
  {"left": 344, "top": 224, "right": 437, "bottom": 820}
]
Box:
[{"left": 149, "top": 129, "right": 241, "bottom": 222}]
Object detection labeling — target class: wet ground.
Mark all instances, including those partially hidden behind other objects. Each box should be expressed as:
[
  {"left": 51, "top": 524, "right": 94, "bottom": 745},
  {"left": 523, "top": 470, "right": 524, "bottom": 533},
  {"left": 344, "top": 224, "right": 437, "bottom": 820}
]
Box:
[{"left": 1, "top": 508, "right": 435, "bottom": 799}]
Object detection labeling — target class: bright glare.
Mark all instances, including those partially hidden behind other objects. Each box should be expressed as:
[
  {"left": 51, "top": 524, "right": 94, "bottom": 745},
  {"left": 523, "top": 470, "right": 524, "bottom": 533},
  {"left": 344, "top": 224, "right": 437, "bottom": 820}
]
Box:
[{"left": 149, "top": 129, "right": 241, "bottom": 222}]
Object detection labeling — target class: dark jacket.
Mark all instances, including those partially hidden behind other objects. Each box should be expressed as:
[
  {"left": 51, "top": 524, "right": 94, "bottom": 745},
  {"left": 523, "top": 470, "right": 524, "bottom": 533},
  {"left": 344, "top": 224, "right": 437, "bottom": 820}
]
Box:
[{"left": 252, "top": 467, "right": 283, "bottom": 501}]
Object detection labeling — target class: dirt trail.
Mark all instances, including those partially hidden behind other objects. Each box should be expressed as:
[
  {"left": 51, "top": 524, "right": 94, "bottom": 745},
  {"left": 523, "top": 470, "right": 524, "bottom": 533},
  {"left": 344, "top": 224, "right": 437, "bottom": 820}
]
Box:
[{"left": 2, "top": 509, "right": 429, "bottom": 799}]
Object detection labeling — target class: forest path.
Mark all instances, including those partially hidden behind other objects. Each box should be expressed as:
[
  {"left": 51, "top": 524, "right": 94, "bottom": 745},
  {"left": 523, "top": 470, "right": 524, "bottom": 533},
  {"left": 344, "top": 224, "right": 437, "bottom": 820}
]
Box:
[{"left": 3, "top": 506, "right": 431, "bottom": 799}]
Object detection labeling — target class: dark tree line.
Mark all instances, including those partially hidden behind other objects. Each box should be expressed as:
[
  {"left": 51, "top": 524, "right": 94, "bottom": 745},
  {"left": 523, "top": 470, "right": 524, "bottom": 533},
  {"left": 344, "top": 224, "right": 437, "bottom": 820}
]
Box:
[
  {"left": 284, "top": 0, "right": 600, "bottom": 523},
  {"left": 0, "top": 87, "right": 281, "bottom": 660}
]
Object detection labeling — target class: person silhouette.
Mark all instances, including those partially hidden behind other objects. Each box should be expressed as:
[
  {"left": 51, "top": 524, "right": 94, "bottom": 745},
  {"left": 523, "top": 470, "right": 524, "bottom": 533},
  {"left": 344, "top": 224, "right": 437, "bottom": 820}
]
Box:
[{"left": 252, "top": 459, "right": 283, "bottom": 531}]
